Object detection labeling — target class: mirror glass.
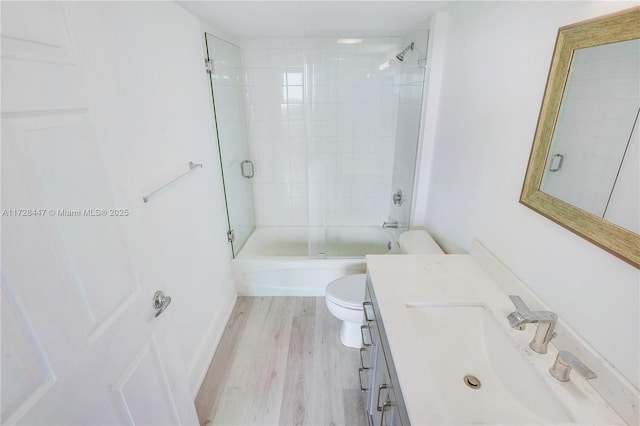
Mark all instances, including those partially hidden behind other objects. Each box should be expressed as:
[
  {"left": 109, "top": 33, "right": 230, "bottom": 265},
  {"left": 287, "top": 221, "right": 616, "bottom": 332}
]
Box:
[
  {"left": 520, "top": 7, "right": 640, "bottom": 268},
  {"left": 539, "top": 39, "right": 639, "bottom": 234}
]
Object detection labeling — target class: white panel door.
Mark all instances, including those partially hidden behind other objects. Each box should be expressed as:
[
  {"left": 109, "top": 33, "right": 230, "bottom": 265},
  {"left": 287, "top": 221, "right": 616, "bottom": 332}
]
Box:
[{"left": 1, "top": 2, "right": 199, "bottom": 425}]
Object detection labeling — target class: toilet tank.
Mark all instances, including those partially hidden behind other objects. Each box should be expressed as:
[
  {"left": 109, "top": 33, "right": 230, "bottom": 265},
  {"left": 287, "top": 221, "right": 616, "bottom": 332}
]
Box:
[{"left": 398, "top": 230, "right": 444, "bottom": 254}]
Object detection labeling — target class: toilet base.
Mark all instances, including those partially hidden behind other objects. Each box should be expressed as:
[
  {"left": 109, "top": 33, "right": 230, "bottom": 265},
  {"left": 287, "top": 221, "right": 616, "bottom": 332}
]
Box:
[{"left": 339, "top": 320, "right": 364, "bottom": 348}]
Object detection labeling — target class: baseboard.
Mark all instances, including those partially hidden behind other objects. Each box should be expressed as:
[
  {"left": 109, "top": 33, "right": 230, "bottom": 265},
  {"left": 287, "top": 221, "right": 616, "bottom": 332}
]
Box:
[{"left": 188, "top": 291, "right": 238, "bottom": 398}]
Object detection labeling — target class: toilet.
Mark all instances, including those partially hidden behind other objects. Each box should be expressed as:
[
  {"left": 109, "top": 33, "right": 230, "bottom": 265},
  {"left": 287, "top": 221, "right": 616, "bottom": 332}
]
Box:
[
  {"left": 325, "top": 274, "right": 368, "bottom": 348},
  {"left": 325, "top": 230, "right": 444, "bottom": 348}
]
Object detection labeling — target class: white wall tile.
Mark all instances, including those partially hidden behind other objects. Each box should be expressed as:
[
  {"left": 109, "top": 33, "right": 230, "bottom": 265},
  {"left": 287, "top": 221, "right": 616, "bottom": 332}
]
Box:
[
  {"left": 288, "top": 120, "right": 306, "bottom": 138},
  {"left": 246, "top": 48, "right": 270, "bottom": 67},
  {"left": 286, "top": 49, "right": 304, "bottom": 67},
  {"left": 268, "top": 48, "right": 287, "bottom": 67},
  {"left": 286, "top": 68, "right": 304, "bottom": 85},
  {"left": 243, "top": 36, "right": 403, "bottom": 228},
  {"left": 287, "top": 86, "right": 304, "bottom": 103},
  {"left": 287, "top": 104, "right": 305, "bottom": 121}
]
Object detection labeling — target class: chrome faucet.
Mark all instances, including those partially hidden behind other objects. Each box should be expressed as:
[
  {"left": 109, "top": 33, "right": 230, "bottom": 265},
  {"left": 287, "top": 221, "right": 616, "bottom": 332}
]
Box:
[
  {"left": 382, "top": 221, "right": 398, "bottom": 229},
  {"left": 549, "top": 350, "right": 597, "bottom": 382},
  {"left": 507, "top": 295, "right": 557, "bottom": 354}
]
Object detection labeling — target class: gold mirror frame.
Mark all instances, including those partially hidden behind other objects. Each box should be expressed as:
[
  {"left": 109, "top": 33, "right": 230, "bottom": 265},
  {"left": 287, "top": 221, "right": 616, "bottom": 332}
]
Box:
[{"left": 520, "top": 7, "right": 640, "bottom": 268}]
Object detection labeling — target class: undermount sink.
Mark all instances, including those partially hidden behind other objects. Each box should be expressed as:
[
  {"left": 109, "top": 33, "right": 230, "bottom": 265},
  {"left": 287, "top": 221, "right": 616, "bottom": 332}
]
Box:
[{"left": 405, "top": 304, "right": 574, "bottom": 425}]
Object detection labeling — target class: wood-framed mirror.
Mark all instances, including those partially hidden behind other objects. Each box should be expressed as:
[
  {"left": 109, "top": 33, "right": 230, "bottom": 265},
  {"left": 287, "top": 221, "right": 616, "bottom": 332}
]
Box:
[{"left": 521, "top": 6, "right": 640, "bottom": 268}]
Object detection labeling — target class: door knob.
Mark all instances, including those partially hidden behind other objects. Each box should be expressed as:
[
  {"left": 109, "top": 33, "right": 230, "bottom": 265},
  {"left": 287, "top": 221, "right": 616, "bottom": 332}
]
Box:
[{"left": 153, "top": 291, "right": 172, "bottom": 318}]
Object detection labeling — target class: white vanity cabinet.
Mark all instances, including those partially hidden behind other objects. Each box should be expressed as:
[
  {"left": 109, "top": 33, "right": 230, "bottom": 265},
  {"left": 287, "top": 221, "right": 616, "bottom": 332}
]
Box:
[{"left": 360, "top": 277, "right": 410, "bottom": 426}]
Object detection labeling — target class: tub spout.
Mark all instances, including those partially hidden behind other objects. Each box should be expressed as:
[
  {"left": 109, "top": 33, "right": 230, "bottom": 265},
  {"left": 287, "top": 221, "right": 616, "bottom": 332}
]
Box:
[{"left": 383, "top": 221, "right": 398, "bottom": 229}]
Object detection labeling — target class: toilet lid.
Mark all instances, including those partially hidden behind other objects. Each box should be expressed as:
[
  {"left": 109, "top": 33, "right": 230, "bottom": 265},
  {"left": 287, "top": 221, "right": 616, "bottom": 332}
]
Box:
[{"left": 325, "top": 274, "right": 367, "bottom": 309}]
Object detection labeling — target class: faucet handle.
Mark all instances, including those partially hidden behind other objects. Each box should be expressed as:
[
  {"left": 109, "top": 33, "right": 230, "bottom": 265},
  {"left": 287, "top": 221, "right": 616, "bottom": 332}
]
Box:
[
  {"left": 508, "top": 295, "right": 557, "bottom": 322},
  {"left": 549, "top": 350, "right": 597, "bottom": 382},
  {"left": 507, "top": 295, "right": 532, "bottom": 330},
  {"left": 509, "top": 295, "right": 532, "bottom": 315}
]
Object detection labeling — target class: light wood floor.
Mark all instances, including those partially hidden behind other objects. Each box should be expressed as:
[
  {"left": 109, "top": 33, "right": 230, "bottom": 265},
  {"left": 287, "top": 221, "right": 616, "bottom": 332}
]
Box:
[{"left": 195, "top": 297, "right": 367, "bottom": 426}]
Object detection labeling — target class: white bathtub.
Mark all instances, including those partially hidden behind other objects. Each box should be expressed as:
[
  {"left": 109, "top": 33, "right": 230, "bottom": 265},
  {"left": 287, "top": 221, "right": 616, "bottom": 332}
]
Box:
[{"left": 232, "top": 226, "right": 401, "bottom": 296}]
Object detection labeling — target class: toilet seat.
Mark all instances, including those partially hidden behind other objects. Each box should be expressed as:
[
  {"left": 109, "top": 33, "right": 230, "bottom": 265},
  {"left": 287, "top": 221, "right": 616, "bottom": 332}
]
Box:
[{"left": 325, "top": 274, "right": 366, "bottom": 310}]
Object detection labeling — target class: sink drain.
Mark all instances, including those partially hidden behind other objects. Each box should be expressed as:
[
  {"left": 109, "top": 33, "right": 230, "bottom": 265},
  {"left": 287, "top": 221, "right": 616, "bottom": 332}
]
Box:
[{"left": 463, "top": 375, "right": 481, "bottom": 389}]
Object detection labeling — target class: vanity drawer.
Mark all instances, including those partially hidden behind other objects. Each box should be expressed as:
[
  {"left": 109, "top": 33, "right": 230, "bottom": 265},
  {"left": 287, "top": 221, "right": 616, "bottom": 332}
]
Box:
[{"left": 362, "top": 274, "right": 409, "bottom": 426}]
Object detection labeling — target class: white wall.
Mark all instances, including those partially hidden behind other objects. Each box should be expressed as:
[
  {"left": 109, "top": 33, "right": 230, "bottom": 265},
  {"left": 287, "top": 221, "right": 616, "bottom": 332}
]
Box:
[
  {"left": 70, "top": 2, "right": 237, "bottom": 394},
  {"left": 418, "top": 1, "right": 640, "bottom": 388}
]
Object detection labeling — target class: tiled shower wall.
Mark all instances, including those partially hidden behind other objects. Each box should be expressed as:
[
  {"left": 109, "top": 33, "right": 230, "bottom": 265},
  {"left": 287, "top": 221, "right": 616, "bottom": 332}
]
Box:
[
  {"left": 241, "top": 39, "right": 307, "bottom": 226},
  {"left": 241, "top": 38, "right": 404, "bottom": 227}
]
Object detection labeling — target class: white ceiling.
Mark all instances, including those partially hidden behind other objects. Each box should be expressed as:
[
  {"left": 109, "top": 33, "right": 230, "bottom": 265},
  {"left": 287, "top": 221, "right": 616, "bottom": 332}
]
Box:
[{"left": 177, "top": 1, "right": 457, "bottom": 40}]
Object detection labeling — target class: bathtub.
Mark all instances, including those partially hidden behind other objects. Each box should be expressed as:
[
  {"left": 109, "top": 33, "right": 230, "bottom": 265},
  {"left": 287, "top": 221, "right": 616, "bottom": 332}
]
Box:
[{"left": 232, "top": 226, "right": 402, "bottom": 296}]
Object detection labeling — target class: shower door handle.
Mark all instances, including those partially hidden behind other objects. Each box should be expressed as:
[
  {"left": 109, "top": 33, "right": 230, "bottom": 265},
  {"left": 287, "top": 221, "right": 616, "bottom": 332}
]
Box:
[
  {"left": 241, "top": 160, "right": 254, "bottom": 178},
  {"left": 549, "top": 154, "right": 563, "bottom": 172}
]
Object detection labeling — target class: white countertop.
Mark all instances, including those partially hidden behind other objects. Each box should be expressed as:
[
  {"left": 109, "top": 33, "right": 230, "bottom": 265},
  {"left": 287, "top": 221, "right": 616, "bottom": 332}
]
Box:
[{"left": 365, "top": 254, "right": 626, "bottom": 425}]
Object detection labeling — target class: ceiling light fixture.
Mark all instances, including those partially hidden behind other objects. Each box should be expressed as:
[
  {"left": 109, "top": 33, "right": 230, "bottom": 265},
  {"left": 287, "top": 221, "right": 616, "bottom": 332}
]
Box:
[{"left": 337, "top": 38, "right": 363, "bottom": 44}]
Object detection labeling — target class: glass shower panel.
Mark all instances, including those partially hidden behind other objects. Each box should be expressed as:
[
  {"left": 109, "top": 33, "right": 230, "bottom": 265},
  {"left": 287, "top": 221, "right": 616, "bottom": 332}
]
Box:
[
  {"left": 304, "top": 37, "right": 335, "bottom": 258},
  {"left": 388, "top": 30, "right": 430, "bottom": 229},
  {"left": 304, "top": 37, "right": 404, "bottom": 257},
  {"left": 206, "top": 34, "right": 256, "bottom": 257}
]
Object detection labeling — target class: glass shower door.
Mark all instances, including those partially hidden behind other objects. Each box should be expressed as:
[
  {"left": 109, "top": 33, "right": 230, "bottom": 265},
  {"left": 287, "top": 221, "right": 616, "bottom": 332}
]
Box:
[
  {"left": 303, "top": 36, "right": 406, "bottom": 257},
  {"left": 206, "top": 34, "right": 255, "bottom": 257}
]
